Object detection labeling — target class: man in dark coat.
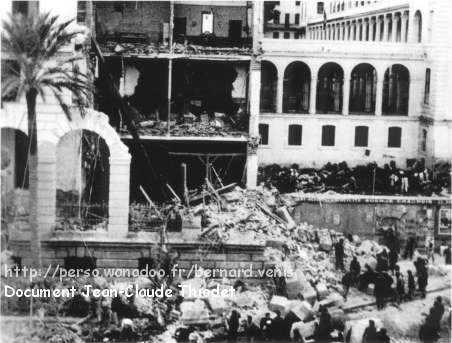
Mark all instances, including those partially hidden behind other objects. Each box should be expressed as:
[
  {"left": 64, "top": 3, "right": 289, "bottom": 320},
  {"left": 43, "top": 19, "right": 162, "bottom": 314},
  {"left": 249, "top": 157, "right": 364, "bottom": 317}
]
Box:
[
  {"left": 376, "top": 328, "right": 390, "bottom": 343},
  {"left": 350, "top": 256, "right": 361, "bottom": 283},
  {"left": 444, "top": 246, "right": 451, "bottom": 265},
  {"left": 316, "top": 306, "right": 333, "bottom": 341},
  {"left": 407, "top": 270, "right": 416, "bottom": 300},
  {"left": 270, "top": 310, "right": 286, "bottom": 341},
  {"left": 395, "top": 272, "right": 405, "bottom": 304},
  {"left": 335, "top": 239, "right": 345, "bottom": 271},
  {"left": 260, "top": 313, "right": 273, "bottom": 340},
  {"left": 431, "top": 296, "right": 445, "bottom": 333},
  {"left": 363, "top": 320, "right": 378, "bottom": 343},
  {"left": 388, "top": 249, "right": 398, "bottom": 274}
]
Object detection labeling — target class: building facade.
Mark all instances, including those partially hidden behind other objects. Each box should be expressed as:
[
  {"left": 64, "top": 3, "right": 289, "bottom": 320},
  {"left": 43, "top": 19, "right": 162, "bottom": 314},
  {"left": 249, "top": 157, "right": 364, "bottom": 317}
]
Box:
[{"left": 257, "top": 0, "right": 452, "bottom": 169}]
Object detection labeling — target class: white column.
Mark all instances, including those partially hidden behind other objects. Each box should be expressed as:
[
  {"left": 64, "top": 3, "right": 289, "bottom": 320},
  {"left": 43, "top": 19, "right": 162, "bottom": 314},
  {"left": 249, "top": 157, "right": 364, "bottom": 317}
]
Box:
[
  {"left": 246, "top": 61, "right": 261, "bottom": 189},
  {"left": 309, "top": 77, "right": 317, "bottom": 114},
  {"left": 37, "top": 146, "right": 57, "bottom": 239},
  {"left": 276, "top": 73, "right": 284, "bottom": 114},
  {"left": 342, "top": 76, "right": 350, "bottom": 115},
  {"left": 392, "top": 14, "right": 398, "bottom": 42},
  {"left": 375, "top": 78, "right": 384, "bottom": 116},
  {"left": 108, "top": 155, "right": 131, "bottom": 237},
  {"left": 401, "top": 12, "right": 408, "bottom": 42},
  {"left": 376, "top": 17, "right": 382, "bottom": 41},
  {"left": 383, "top": 15, "right": 389, "bottom": 42}
]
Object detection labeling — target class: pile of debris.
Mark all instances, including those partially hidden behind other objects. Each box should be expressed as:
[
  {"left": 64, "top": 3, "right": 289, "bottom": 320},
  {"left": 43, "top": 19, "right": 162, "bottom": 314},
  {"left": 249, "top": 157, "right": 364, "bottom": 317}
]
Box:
[
  {"left": 100, "top": 41, "right": 253, "bottom": 57},
  {"left": 127, "top": 115, "right": 248, "bottom": 138},
  {"left": 258, "top": 160, "right": 451, "bottom": 196}
]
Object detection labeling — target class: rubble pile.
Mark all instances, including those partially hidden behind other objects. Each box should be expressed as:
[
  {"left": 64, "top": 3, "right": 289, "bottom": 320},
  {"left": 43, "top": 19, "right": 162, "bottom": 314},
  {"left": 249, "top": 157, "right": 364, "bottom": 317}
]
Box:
[
  {"left": 258, "top": 160, "right": 451, "bottom": 196},
  {"left": 128, "top": 116, "right": 248, "bottom": 138},
  {"left": 100, "top": 41, "right": 253, "bottom": 57}
]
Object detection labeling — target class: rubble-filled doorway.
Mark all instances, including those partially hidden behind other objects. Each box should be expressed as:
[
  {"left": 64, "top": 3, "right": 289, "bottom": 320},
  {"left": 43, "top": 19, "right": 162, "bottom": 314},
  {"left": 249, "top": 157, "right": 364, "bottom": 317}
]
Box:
[
  {"left": 125, "top": 139, "right": 247, "bottom": 204},
  {"left": 55, "top": 130, "right": 110, "bottom": 231}
]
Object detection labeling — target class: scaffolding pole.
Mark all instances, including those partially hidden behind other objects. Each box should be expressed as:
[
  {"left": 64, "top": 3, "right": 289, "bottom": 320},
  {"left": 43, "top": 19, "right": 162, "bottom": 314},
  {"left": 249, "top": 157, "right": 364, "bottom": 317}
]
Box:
[{"left": 167, "top": 1, "right": 174, "bottom": 136}]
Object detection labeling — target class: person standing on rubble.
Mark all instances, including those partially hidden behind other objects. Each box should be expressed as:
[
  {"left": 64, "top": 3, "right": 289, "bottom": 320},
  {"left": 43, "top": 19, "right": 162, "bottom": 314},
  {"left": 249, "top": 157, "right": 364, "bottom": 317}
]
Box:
[
  {"left": 362, "top": 320, "right": 378, "bottom": 343},
  {"left": 244, "top": 315, "right": 259, "bottom": 342},
  {"left": 374, "top": 273, "right": 386, "bottom": 310},
  {"left": 335, "top": 239, "right": 345, "bottom": 271},
  {"left": 315, "top": 306, "right": 333, "bottom": 341},
  {"left": 395, "top": 272, "right": 405, "bottom": 304},
  {"left": 350, "top": 256, "right": 361, "bottom": 282},
  {"left": 404, "top": 236, "right": 417, "bottom": 260},
  {"left": 227, "top": 310, "right": 241, "bottom": 342},
  {"left": 444, "top": 246, "right": 451, "bottom": 265},
  {"left": 388, "top": 249, "right": 398, "bottom": 274},
  {"left": 270, "top": 310, "right": 286, "bottom": 341},
  {"left": 260, "top": 313, "right": 273, "bottom": 341},
  {"left": 407, "top": 270, "right": 416, "bottom": 300}
]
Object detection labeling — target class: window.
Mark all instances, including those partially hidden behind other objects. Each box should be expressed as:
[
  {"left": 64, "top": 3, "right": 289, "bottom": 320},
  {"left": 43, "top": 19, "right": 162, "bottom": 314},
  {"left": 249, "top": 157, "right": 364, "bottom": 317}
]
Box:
[
  {"left": 317, "top": 2, "right": 324, "bottom": 14},
  {"left": 285, "top": 13, "right": 290, "bottom": 28},
  {"left": 274, "top": 13, "right": 280, "bottom": 24},
  {"left": 387, "top": 126, "right": 402, "bottom": 148},
  {"left": 295, "top": 13, "right": 300, "bottom": 25},
  {"left": 273, "top": 31, "right": 280, "bottom": 39},
  {"left": 288, "top": 125, "right": 302, "bottom": 145},
  {"left": 201, "top": 11, "right": 214, "bottom": 34},
  {"left": 424, "top": 68, "right": 430, "bottom": 105},
  {"left": 77, "top": 1, "right": 87, "bottom": 24},
  {"left": 421, "top": 129, "right": 427, "bottom": 152},
  {"left": 321, "top": 125, "right": 336, "bottom": 146},
  {"left": 284, "top": 32, "right": 290, "bottom": 39},
  {"left": 64, "top": 257, "right": 96, "bottom": 271},
  {"left": 438, "top": 208, "right": 451, "bottom": 236},
  {"left": 296, "top": 1, "right": 301, "bottom": 5},
  {"left": 259, "top": 124, "right": 269, "bottom": 145},
  {"left": 354, "top": 126, "right": 369, "bottom": 147},
  {"left": 12, "top": 1, "right": 28, "bottom": 16},
  {"left": 294, "top": 32, "right": 300, "bottom": 39}
]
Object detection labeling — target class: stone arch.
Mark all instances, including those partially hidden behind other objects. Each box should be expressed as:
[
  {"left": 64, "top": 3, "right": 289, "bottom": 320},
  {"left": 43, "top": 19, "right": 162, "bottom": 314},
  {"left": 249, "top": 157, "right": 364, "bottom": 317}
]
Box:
[
  {"left": 260, "top": 60, "right": 278, "bottom": 113},
  {"left": 349, "top": 63, "right": 377, "bottom": 114},
  {"left": 316, "top": 62, "right": 344, "bottom": 113},
  {"left": 382, "top": 64, "right": 410, "bottom": 115},
  {"left": 56, "top": 129, "right": 110, "bottom": 231},
  {"left": 283, "top": 61, "right": 311, "bottom": 113}
]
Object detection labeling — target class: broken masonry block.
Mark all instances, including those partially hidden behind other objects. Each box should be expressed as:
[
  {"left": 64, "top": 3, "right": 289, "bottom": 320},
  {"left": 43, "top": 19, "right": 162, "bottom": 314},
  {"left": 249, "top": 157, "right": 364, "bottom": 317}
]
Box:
[
  {"left": 302, "top": 287, "right": 318, "bottom": 305},
  {"left": 366, "top": 283, "right": 375, "bottom": 295},
  {"left": 206, "top": 296, "right": 229, "bottom": 314},
  {"left": 288, "top": 300, "right": 314, "bottom": 322},
  {"left": 315, "top": 283, "right": 329, "bottom": 300},
  {"left": 290, "top": 320, "right": 317, "bottom": 340},
  {"left": 330, "top": 307, "right": 346, "bottom": 328},
  {"left": 266, "top": 239, "right": 285, "bottom": 250},
  {"left": 269, "top": 295, "right": 291, "bottom": 316}
]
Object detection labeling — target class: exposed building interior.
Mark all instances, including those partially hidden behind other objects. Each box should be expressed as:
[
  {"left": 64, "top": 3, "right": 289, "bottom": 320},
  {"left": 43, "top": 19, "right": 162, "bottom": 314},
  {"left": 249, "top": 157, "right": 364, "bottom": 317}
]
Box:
[{"left": 91, "top": 1, "right": 253, "bottom": 204}]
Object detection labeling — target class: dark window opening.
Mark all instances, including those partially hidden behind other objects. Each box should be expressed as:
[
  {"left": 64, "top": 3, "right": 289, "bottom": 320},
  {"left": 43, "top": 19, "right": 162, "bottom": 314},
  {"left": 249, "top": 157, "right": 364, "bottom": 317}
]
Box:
[
  {"left": 296, "top": 1, "right": 301, "bottom": 5},
  {"left": 273, "top": 31, "right": 280, "bottom": 38},
  {"left": 354, "top": 126, "right": 369, "bottom": 147},
  {"left": 321, "top": 125, "right": 336, "bottom": 146},
  {"left": 288, "top": 125, "right": 302, "bottom": 145},
  {"left": 424, "top": 68, "right": 430, "bottom": 105},
  {"left": 421, "top": 129, "right": 427, "bottom": 152},
  {"left": 284, "top": 32, "right": 290, "bottom": 39},
  {"left": 295, "top": 13, "right": 300, "bottom": 25},
  {"left": 388, "top": 126, "right": 402, "bottom": 148},
  {"left": 259, "top": 124, "right": 269, "bottom": 145},
  {"left": 382, "top": 64, "right": 410, "bottom": 115},
  {"left": 349, "top": 63, "right": 377, "bottom": 114},
  {"left": 283, "top": 62, "right": 311, "bottom": 113},
  {"left": 316, "top": 62, "right": 344, "bottom": 113},
  {"left": 294, "top": 32, "right": 300, "bottom": 39},
  {"left": 317, "top": 2, "right": 324, "bottom": 14},
  {"left": 64, "top": 256, "right": 96, "bottom": 271},
  {"left": 77, "top": 1, "right": 87, "bottom": 24},
  {"left": 260, "top": 61, "right": 278, "bottom": 112},
  {"left": 229, "top": 20, "right": 242, "bottom": 45},
  {"left": 12, "top": 1, "right": 28, "bottom": 16},
  {"left": 285, "top": 13, "right": 290, "bottom": 28}
]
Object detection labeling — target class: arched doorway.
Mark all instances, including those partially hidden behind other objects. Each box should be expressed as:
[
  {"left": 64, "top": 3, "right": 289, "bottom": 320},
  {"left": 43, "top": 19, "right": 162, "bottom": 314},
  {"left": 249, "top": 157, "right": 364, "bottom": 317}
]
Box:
[
  {"left": 349, "top": 63, "right": 377, "bottom": 114},
  {"left": 382, "top": 64, "right": 410, "bottom": 115},
  {"left": 283, "top": 62, "right": 311, "bottom": 113},
  {"left": 56, "top": 130, "right": 110, "bottom": 231},
  {"left": 260, "top": 61, "right": 278, "bottom": 112},
  {"left": 316, "top": 62, "right": 344, "bottom": 113}
]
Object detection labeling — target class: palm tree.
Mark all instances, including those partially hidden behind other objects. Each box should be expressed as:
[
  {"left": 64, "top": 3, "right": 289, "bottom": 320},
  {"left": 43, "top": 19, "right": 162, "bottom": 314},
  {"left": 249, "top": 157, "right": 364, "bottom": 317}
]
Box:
[{"left": 2, "top": 12, "right": 90, "bottom": 267}]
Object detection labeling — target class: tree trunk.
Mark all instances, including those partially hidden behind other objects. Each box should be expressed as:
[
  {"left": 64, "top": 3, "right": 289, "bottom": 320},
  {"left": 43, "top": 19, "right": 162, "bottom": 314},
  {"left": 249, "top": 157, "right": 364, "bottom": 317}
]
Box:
[{"left": 26, "top": 88, "right": 41, "bottom": 268}]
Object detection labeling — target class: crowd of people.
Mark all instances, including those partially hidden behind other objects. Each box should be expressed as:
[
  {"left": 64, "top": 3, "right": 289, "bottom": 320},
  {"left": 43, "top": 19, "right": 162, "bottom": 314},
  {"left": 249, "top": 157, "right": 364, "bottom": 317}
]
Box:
[{"left": 257, "top": 160, "right": 451, "bottom": 196}]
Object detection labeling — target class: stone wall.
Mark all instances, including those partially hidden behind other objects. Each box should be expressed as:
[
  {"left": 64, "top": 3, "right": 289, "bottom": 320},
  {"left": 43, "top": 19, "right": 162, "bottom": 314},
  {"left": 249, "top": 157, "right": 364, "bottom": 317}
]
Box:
[{"left": 290, "top": 195, "right": 451, "bottom": 246}]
